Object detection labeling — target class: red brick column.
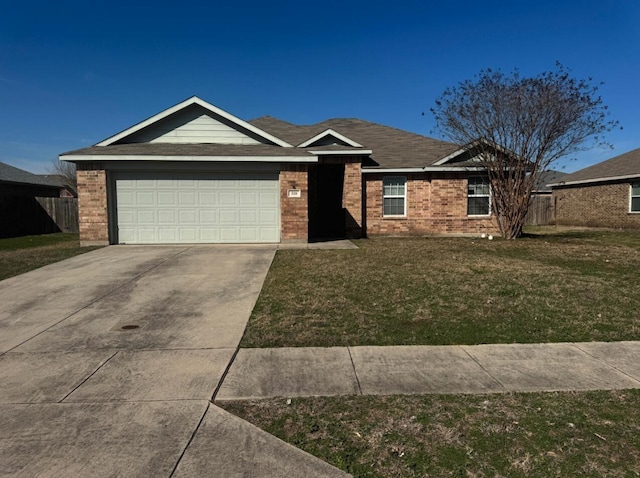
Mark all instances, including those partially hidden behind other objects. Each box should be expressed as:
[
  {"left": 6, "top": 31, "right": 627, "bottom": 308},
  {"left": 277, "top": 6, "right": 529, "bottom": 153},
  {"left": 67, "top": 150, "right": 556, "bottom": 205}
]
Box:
[
  {"left": 343, "top": 160, "right": 362, "bottom": 238},
  {"left": 77, "top": 165, "right": 109, "bottom": 246},
  {"left": 280, "top": 164, "right": 308, "bottom": 242}
]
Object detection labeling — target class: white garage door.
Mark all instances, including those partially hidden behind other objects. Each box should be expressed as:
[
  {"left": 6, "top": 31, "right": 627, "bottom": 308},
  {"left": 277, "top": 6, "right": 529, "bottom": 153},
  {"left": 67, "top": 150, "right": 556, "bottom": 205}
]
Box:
[{"left": 115, "top": 172, "right": 280, "bottom": 244}]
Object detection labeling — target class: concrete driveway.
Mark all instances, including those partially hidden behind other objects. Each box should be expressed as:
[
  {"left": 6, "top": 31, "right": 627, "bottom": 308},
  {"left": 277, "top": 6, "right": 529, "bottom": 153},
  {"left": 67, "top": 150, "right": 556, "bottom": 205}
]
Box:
[{"left": 0, "top": 246, "right": 348, "bottom": 477}]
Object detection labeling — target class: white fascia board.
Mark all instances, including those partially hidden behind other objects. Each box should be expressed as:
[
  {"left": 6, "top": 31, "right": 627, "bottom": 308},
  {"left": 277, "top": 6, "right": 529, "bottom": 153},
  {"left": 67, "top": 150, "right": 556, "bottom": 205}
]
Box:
[
  {"left": 432, "top": 147, "right": 469, "bottom": 165},
  {"left": 307, "top": 149, "right": 372, "bottom": 155},
  {"left": 433, "top": 139, "right": 513, "bottom": 165},
  {"left": 362, "top": 166, "right": 486, "bottom": 174},
  {"left": 96, "top": 96, "right": 293, "bottom": 148},
  {"left": 298, "top": 129, "right": 363, "bottom": 148},
  {"left": 59, "top": 154, "right": 318, "bottom": 163},
  {"left": 548, "top": 173, "right": 640, "bottom": 188},
  {"left": 424, "top": 166, "right": 486, "bottom": 171}
]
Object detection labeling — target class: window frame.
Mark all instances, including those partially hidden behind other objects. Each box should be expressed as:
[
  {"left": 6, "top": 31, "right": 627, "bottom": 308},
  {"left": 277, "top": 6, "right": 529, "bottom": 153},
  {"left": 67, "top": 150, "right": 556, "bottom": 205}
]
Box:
[
  {"left": 630, "top": 182, "right": 640, "bottom": 213},
  {"left": 467, "top": 176, "right": 491, "bottom": 217},
  {"left": 382, "top": 176, "right": 407, "bottom": 217}
]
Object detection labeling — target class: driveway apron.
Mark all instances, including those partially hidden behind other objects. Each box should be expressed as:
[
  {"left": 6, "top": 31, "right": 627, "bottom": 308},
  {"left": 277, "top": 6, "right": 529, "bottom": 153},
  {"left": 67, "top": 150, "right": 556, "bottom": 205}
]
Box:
[{"left": 0, "top": 245, "right": 347, "bottom": 477}]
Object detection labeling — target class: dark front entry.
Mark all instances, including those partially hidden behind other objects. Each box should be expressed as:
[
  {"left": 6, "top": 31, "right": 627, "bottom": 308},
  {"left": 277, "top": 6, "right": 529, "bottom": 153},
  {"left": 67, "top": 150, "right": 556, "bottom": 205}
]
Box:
[{"left": 308, "top": 163, "right": 346, "bottom": 240}]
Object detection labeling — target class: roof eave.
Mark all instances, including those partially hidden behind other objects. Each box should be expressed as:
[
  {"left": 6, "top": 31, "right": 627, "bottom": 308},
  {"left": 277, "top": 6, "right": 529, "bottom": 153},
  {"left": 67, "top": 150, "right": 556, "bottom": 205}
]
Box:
[
  {"left": 362, "top": 166, "right": 487, "bottom": 173},
  {"left": 60, "top": 154, "right": 318, "bottom": 163}
]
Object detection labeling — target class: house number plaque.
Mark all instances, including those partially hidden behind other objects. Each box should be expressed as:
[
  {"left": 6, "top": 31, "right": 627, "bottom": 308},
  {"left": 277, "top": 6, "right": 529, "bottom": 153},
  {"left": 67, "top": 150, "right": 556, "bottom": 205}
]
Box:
[{"left": 287, "top": 189, "right": 301, "bottom": 198}]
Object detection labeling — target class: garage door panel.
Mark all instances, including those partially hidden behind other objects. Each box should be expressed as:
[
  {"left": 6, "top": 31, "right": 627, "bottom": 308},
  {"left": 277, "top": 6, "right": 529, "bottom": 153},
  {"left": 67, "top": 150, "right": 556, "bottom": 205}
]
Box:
[
  {"left": 178, "top": 191, "right": 196, "bottom": 205},
  {"left": 239, "top": 192, "right": 257, "bottom": 205},
  {"left": 199, "top": 228, "right": 220, "bottom": 241},
  {"left": 119, "top": 228, "right": 135, "bottom": 243},
  {"left": 116, "top": 172, "right": 279, "bottom": 244},
  {"left": 199, "top": 210, "right": 217, "bottom": 223},
  {"left": 259, "top": 210, "right": 277, "bottom": 223},
  {"left": 157, "top": 191, "right": 176, "bottom": 205},
  {"left": 138, "top": 228, "right": 157, "bottom": 242},
  {"left": 259, "top": 227, "right": 279, "bottom": 241},
  {"left": 240, "top": 228, "right": 258, "bottom": 241},
  {"left": 118, "top": 210, "right": 135, "bottom": 225},
  {"left": 137, "top": 210, "right": 156, "bottom": 224},
  {"left": 158, "top": 210, "right": 176, "bottom": 223},
  {"left": 135, "top": 191, "right": 155, "bottom": 205},
  {"left": 219, "top": 192, "right": 237, "bottom": 205},
  {"left": 178, "top": 228, "right": 197, "bottom": 241},
  {"left": 219, "top": 228, "right": 238, "bottom": 241},
  {"left": 198, "top": 191, "right": 216, "bottom": 205},
  {"left": 239, "top": 210, "right": 257, "bottom": 223},
  {"left": 259, "top": 191, "right": 278, "bottom": 205},
  {"left": 179, "top": 210, "right": 197, "bottom": 223},
  {"left": 219, "top": 210, "right": 237, "bottom": 223},
  {"left": 156, "top": 179, "right": 176, "bottom": 188}
]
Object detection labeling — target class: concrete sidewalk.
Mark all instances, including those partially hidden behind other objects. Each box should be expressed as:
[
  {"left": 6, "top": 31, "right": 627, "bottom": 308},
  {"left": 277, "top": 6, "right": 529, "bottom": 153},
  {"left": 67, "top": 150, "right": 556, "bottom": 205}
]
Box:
[{"left": 216, "top": 341, "right": 640, "bottom": 400}]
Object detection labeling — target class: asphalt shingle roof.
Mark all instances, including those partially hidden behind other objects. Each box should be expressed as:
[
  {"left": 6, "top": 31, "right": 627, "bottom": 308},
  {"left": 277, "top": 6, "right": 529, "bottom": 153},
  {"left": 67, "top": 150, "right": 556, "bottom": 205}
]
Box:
[
  {"left": 249, "top": 116, "right": 460, "bottom": 169},
  {"left": 534, "top": 170, "right": 569, "bottom": 192},
  {"left": 0, "top": 161, "right": 60, "bottom": 187},
  {"left": 552, "top": 148, "right": 640, "bottom": 186},
  {"left": 62, "top": 114, "right": 464, "bottom": 169}
]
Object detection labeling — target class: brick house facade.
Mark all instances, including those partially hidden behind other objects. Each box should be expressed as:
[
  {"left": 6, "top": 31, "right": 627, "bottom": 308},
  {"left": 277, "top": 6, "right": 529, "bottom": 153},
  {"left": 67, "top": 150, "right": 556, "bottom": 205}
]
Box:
[
  {"left": 550, "top": 147, "right": 640, "bottom": 230},
  {"left": 62, "top": 96, "right": 500, "bottom": 245},
  {"left": 364, "top": 173, "right": 496, "bottom": 236},
  {"left": 554, "top": 181, "right": 640, "bottom": 229}
]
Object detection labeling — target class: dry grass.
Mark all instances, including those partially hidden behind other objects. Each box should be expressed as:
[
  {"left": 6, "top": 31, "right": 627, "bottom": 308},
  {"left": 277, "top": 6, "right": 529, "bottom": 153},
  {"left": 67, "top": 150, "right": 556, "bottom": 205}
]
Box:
[
  {"left": 242, "top": 228, "right": 640, "bottom": 347},
  {"left": 221, "top": 390, "right": 640, "bottom": 477}
]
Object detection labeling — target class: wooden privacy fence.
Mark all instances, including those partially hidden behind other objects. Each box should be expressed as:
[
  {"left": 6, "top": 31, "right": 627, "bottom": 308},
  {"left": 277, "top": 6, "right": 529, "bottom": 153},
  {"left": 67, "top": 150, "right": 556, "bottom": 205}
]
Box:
[
  {"left": 524, "top": 195, "right": 555, "bottom": 226},
  {"left": 35, "top": 197, "right": 79, "bottom": 233}
]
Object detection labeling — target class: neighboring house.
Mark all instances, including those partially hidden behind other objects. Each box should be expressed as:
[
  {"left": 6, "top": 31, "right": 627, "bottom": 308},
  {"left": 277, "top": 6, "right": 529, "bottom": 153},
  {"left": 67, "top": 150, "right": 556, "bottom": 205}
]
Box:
[
  {"left": 532, "top": 170, "right": 568, "bottom": 196},
  {"left": 550, "top": 147, "right": 640, "bottom": 229},
  {"left": 60, "top": 96, "right": 499, "bottom": 246},
  {"left": 0, "top": 162, "right": 65, "bottom": 238},
  {"left": 37, "top": 174, "right": 77, "bottom": 198}
]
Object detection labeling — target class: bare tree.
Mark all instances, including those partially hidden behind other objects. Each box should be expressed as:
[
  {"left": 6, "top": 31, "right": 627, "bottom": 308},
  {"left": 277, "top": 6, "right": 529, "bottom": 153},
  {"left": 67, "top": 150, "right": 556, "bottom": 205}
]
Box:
[
  {"left": 432, "top": 64, "right": 618, "bottom": 239},
  {"left": 48, "top": 158, "right": 77, "bottom": 191}
]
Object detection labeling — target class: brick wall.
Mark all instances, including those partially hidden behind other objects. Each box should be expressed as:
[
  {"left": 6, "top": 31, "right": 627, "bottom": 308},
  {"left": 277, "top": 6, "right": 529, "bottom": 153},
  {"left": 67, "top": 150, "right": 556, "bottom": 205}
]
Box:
[
  {"left": 77, "top": 164, "right": 109, "bottom": 246},
  {"left": 365, "top": 172, "right": 498, "bottom": 235},
  {"left": 280, "top": 164, "right": 309, "bottom": 242},
  {"left": 554, "top": 181, "right": 640, "bottom": 229},
  {"left": 343, "top": 160, "right": 362, "bottom": 238}
]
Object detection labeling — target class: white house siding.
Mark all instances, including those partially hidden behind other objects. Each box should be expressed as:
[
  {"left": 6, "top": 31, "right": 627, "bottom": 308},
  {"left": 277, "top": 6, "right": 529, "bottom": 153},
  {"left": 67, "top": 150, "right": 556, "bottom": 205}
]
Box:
[{"left": 123, "top": 105, "right": 262, "bottom": 145}]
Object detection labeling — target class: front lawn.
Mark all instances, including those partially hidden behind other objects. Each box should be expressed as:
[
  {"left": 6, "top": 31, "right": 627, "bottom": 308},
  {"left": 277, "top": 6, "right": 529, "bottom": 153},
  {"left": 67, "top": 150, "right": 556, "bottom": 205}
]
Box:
[
  {"left": 241, "top": 228, "right": 640, "bottom": 347},
  {"left": 222, "top": 390, "right": 640, "bottom": 477},
  {"left": 0, "top": 233, "right": 101, "bottom": 281}
]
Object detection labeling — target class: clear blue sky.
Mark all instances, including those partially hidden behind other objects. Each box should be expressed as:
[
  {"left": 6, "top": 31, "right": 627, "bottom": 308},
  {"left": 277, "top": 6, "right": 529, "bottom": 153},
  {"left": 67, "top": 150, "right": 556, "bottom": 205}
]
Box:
[{"left": 1, "top": 0, "right": 638, "bottom": 173}]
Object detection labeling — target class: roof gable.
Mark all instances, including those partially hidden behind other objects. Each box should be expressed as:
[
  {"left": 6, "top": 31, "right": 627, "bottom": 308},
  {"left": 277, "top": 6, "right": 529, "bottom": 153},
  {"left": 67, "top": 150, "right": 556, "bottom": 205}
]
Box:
[
  {"left": 298, "top": 128, "right": 363, "bottom": 148},
  {"left": 97, "top": 96, "right": 292, "bottom": 148}
]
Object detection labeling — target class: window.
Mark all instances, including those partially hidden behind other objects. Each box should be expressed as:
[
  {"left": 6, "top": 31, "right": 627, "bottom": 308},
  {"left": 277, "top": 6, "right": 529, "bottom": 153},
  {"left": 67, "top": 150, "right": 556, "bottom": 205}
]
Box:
[
  {"left": 383, "top": 176, "right": 406, "bottom": 216},
  {"left": 468, "top": 176, "right": 491, "bottom": 216},
  {"left": 631, "top": 182, "right": 640, "bottom": 213}
]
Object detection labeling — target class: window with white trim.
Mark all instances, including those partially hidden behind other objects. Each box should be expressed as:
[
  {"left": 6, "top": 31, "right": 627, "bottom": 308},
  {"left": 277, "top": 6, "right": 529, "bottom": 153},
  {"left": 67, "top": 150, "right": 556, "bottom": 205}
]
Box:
[
  {"left": 631, "top": 182, "right": 640, "bottom": 212},
  {"left": 467, "top": 176, "right": 491, "bottom": 216},
  {"left": 383, "top": 176, "right": 406, "bottom": 216}
]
